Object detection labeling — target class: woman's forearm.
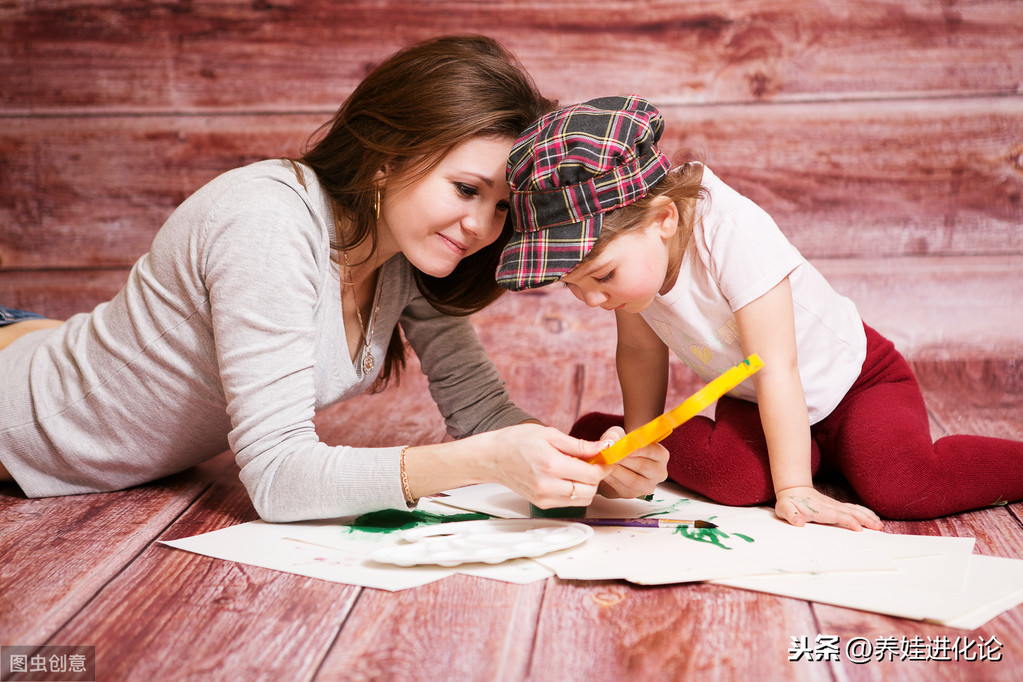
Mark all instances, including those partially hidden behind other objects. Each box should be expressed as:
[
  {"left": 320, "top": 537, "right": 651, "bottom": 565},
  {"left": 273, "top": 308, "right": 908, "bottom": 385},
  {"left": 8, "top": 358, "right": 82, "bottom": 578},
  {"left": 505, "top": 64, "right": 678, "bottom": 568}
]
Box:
[{"left": 401, "top": 422, "right": 609, "bottom": 504}]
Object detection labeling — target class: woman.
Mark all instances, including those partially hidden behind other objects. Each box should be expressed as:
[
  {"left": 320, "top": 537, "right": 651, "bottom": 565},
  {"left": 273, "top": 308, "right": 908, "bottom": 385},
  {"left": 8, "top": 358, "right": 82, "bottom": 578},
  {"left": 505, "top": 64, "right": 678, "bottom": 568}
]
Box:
[{"left": 0, "top": 35, "right": 632, "bottom": 522}]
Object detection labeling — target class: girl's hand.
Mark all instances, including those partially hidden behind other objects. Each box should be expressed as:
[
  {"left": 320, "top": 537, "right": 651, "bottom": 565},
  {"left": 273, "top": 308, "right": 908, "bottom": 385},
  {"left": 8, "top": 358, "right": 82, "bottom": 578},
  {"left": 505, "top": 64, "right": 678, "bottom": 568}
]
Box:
[
  {"left": 594, "top": 426, "right": 669, "bottom": 499},
  {"left": 483, "top": 424, "right": 611, "bottom": 509},
  {"left": 774, "top": 486, "right": 883, "bottom": 531}
]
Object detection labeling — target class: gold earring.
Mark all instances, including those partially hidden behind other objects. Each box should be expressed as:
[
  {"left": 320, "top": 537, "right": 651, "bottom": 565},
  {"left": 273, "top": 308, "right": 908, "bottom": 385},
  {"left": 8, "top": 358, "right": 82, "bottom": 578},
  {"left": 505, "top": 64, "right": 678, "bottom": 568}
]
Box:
[{"left": 374, "top": 189, "right": 381, "bottom": 221}]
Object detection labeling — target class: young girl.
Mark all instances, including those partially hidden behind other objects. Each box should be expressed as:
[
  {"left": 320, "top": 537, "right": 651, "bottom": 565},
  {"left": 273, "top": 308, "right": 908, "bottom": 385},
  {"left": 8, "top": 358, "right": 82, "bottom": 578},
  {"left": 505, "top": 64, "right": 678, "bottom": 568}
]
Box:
[
  {"left": 0, "top": 36, "right": 634, "bottom": 522},
  {"left": 497, "top": 95, "right": 1023, "bottom": 530}
]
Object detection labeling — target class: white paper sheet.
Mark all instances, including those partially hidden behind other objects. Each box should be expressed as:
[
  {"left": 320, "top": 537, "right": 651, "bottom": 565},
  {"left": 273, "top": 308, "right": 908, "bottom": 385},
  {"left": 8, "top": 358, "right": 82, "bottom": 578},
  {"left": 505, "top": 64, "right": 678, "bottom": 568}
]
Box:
[
  {"left": 714, "top": 552, "right": 1023, "bottom": 630},
  {"left": 430, "top": 482, "right": 742, "bottom": 522},
  {"left": 161, "top": 483, "right": 1023, "bottom": 628},
  {"left": 162, "top": 519, "right": 451, "bottom": 591},
  {"left": 161, "top": 498, "right": 553, "bottom": 591},
  {"left": 941, "top": 555, "right": 1023, "bottom": 630},
  {"left": 539, "top": 506, "right": 975, "bottom": 585},
  {"left": 436, "top": 483, "right": 975, "bottom": 584}
]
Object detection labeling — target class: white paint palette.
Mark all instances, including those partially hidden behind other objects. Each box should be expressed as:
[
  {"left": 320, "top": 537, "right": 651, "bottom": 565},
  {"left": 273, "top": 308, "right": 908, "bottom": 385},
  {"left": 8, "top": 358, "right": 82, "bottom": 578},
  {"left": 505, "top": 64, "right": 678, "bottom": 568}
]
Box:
[{"left": 370, "top": 519, "right": 592, "bottom": 567}]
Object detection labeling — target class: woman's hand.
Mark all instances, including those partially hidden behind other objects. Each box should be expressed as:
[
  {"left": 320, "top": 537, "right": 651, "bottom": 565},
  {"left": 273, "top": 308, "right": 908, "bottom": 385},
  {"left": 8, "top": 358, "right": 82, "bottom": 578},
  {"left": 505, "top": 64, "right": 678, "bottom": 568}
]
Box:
[
  {"left": 593, "top": 425, "right": 669, "bottom": 499},
  {"left": 774, "top": 486, "right": 883, "bottom": 531},
  {"left": 482, "top": 423, "right": 611, "bottom": 509}
]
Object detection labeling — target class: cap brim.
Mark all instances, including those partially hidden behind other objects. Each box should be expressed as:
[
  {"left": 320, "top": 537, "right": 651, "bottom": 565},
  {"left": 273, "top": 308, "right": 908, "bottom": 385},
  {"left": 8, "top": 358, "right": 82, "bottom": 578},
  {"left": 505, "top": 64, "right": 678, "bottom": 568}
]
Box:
[{"left": 496, "top": 216, "right": 602, "bottom": 291}]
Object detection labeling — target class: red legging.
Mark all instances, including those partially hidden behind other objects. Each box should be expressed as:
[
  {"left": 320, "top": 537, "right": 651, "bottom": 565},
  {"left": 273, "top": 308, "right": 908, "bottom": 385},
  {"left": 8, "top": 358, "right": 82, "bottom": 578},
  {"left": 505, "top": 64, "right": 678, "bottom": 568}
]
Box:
[{"left": 570, "top": 324, "right": 1023, "bottom": 520}]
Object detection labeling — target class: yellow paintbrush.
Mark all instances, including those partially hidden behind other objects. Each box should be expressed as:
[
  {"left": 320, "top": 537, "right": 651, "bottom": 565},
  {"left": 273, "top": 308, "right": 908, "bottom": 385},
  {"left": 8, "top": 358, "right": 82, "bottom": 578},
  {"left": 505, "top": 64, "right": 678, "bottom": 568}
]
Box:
[{"left": 591, "top": 354, "right": 764, "bottom": 466}]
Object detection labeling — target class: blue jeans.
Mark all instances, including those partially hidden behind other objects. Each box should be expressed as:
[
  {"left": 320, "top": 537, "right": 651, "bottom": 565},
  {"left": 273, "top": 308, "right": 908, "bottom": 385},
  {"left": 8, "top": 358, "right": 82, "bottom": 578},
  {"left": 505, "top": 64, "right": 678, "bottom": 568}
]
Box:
[{"left": 0, "top": 305, "right": 47, "bottom": 327}]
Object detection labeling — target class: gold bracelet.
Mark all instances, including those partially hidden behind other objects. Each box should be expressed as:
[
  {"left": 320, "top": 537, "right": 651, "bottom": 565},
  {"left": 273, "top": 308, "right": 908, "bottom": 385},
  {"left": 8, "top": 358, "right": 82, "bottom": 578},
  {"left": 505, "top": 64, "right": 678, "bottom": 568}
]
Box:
[{"left": 399, "top": 445, "right": 416, "bottom": 504}]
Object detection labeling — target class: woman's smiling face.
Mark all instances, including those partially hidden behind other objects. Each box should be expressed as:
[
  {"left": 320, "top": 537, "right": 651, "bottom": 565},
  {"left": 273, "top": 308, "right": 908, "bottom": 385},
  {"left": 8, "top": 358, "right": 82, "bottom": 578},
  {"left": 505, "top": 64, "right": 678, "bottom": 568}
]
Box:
[{"left": 377, "top": 135, "right": 515, "bottom": 278}]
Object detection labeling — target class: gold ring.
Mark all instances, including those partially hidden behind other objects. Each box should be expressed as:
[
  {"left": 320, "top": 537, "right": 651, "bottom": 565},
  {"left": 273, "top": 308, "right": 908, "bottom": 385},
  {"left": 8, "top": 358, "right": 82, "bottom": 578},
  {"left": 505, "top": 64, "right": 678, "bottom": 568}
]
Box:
[{"left": 569, "top": 481, "right": 577, "bottom": 500}]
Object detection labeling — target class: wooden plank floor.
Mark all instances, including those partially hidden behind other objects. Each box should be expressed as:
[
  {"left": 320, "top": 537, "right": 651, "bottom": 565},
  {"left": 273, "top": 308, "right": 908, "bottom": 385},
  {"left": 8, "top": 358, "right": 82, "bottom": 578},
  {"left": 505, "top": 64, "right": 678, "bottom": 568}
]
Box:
[
  {"left": 2, "top": 309, "right": 1021, "bottom": 681},
  {"left": 3, "top": 1, "right": 1020, "bottom": 678}
]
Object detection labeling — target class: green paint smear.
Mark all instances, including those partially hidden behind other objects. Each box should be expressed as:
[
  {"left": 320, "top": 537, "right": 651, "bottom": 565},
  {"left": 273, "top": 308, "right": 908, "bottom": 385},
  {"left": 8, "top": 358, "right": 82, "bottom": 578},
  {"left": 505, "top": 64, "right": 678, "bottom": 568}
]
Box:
[
  {"left": 672, "top": 525, "right": 755, "bottom": 550},
  {"left": 639, "top": 498, "right": 693, "bottom": 518},
  {"left": 345, "top": 509, "right": 490, "bottom": 533}
]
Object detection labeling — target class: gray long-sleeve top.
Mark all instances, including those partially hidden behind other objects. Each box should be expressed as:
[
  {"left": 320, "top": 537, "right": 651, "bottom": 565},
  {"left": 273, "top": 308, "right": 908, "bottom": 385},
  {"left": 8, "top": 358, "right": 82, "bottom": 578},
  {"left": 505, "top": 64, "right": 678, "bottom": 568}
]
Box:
[{"left": 0, "top": 159, "right": 531, "bottom": 521}]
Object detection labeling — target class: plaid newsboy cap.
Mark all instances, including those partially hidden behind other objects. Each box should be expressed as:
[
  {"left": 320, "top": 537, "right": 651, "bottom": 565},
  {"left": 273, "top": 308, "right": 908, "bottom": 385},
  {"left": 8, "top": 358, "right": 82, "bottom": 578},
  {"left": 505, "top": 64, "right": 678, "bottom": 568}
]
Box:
[{"left": 496, "top": 95, "right": 671, "bottom": 291}]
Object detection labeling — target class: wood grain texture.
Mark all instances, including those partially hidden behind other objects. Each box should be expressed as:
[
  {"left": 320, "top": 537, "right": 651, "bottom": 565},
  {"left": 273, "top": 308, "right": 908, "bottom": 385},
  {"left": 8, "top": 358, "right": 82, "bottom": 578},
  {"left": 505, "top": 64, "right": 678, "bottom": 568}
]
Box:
[
  {"left": 491, "top": 361, "right": 590, "bottom": 432},
  {"left": 309, "top": 333, "right": 587, "bottom": 438},
  {"left": 658, "top": 97, "right": 1023, "bottom": 260},
  {"left": 470, "top": 284, "right": 706, "bottom": 427},
  {"left": 0, "top": 115, "right": 321, "bottom": 269},
  {"left": 814, "top": 255, "right": 1023, "bottom": 357},
  {"left": 2, "top": 97, "right": 1019, "bottom": 271},
  {"left": 2, "top": 0, "right": 1021, "bottom": 114},
  {"left": 2, "top": 1, "right": 1022, "bottom": 678},
  {"left": 1, "top": 327, "right": 1022, "bottom": 679},
  {"left": 0, "top": 452, "right": 234, "bottom": 646},
  {"left": 317, "top": 574, "right": 544, "bottom": 681},
  {"left": 48, "top": 470, "right": 359, "bottom": 681},
  {"left": 549, "top": 354, "right": 706, "bottom": 427},
  {"left": 3, "top": 254, "right": 1016, "bottom": 374},
  {"left": 527, "top": 579, "right": 827, "bottom": 681},
  {"left": 0, "top": 269, "right": 128, "bottom": 319},
  {"left": 911, "top": 355, "right": 1023, "bottom": 441},
  {"left": 471, "top": 286, "right": 616, "bottom": 364},
  {"left": 471, "top": 255, "right": 1023, "bottom": 370},
  {"left": 812, "top": 604, "right": 1022, "bottom": 682}
]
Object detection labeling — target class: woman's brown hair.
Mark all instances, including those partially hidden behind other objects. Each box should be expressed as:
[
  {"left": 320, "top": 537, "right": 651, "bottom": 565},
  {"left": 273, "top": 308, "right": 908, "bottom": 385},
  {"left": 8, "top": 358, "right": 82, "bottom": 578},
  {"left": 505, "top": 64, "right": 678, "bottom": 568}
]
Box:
[{"left": 301, "top": 34, "right": 556, "bottom": 387}]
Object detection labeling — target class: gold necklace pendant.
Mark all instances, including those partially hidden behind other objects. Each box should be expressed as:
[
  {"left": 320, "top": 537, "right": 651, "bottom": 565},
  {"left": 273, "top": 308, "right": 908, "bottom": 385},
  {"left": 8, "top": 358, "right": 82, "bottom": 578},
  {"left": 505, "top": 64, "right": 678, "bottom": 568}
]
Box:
[
  {"left": 360, "top": 299, "right": 381, "bottom": 375},
  {"left": 341, "top": 249, "right": 381, "bottom": 377}
]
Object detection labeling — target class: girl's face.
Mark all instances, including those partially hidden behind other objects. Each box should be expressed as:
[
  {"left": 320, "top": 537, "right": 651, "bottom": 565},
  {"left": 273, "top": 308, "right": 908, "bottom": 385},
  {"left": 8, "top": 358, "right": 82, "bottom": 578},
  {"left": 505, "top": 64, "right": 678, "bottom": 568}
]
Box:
[
  {"left": 377, "top": 135, "right": 515, "bottom": 278},
  {"left": 560, "top": 202, "right": 679, "bottom": 314}
]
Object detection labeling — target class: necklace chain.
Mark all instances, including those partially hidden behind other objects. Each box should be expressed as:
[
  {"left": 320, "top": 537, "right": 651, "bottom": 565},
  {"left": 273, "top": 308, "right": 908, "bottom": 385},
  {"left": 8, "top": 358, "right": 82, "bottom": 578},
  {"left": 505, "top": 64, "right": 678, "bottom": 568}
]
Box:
[
  {"left": 336, "top": 192, "right": 382, "bottom": 376},
  {"left": 342, "top": 251, "right": 381, "bottom": 374}
]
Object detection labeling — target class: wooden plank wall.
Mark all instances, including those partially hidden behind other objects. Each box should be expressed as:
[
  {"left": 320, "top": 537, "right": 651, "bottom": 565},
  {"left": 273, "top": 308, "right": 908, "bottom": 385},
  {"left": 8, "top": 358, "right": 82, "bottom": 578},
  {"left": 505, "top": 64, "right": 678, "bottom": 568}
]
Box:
[{"left": 1, "top": 0, "right": 1021, "bottom": 351}]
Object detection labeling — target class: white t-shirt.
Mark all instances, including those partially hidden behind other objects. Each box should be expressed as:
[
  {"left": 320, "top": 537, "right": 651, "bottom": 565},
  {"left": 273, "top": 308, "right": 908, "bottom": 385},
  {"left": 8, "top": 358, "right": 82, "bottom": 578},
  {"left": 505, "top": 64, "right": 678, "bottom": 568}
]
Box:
[{"left": 640, "top": 166, "right": 866, "bottom": 424}]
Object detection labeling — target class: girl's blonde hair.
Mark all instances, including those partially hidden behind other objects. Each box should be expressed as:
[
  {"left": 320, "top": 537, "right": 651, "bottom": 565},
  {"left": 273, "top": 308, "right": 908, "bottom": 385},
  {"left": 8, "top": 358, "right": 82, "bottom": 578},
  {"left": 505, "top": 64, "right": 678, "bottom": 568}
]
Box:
[{"left": 585, "top": 160, "right": 706, "bottom": 277}]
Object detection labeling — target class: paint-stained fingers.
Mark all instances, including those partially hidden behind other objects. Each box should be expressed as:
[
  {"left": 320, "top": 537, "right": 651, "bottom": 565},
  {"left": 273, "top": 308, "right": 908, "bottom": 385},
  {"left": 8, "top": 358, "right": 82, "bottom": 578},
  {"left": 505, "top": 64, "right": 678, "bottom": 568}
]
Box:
[
  {"left": 813, "top": 502, "right": 882, "bottom": 532},
  {"left": 846, "top": 504, "right": 884, "bottom": 531},
  {"left": 779, "top": 494, "right": 883, "bottom": 532},
  {"left": 775, "top": 497, "right": 808, "bottom": 527},
  {"left": 830, "top": 511, "right": 865, "bottom": 532},
  {"left": 792, "top": 498, "right": 855, "bottom": 529}
]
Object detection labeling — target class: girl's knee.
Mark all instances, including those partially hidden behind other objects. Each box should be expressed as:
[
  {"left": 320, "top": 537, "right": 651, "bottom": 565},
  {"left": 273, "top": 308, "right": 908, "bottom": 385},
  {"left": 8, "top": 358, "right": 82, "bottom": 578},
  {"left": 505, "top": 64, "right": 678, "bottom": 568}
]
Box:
[
  {"left": 663, "top": 425, "right": 775, "bottom": 506},
  {"left": 845, "top": 460, "right": 956, "bottom": 520}
]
